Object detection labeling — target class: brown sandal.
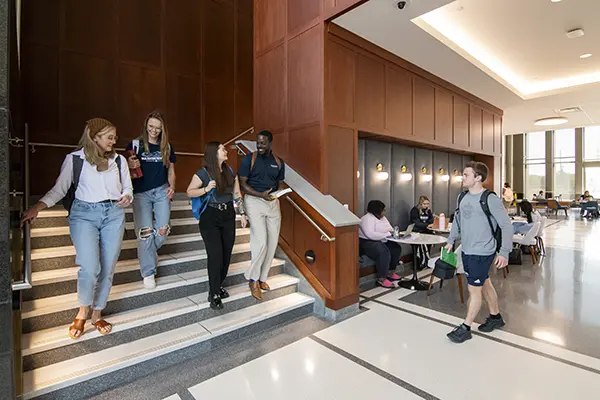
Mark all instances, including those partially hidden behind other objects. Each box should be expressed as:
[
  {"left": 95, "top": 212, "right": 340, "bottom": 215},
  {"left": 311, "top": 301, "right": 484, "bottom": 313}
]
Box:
[
  {"left": 68, "top": 318, "right": 86, "bottom": 340},
  {"left": 92, "top": 319, "right": 113, "bottom": 335}
]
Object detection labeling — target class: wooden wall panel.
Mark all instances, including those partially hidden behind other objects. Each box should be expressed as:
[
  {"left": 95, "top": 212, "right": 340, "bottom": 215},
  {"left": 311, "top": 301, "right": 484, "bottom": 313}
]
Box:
[
  {"left": 288, "top": 26, "right": 323, "bottom": 127},
  {"left": 293, "top": 212, "right": 332, "bottom": 292},
  {"left": 482, "top": 110, "right": 494, "bottom": 154},
  {"left": 23, "top": 0, "right": 253, "bottom": 194},
  {"left": 332, "top": 227, "right": 359, "bottom": 308},
  {"left": 288, "top": 124, "right": 322, "bottom": 187},
  {"left": 255, "top": 0, "right": 286, "bottom": 53},
  {"left": 288, "top": 0, "right": 320, "bottom": 34},
  {"left": 385, "top": 67, "right": 412, "bottom": 136},
  {"left": 413, "top": 79, "right": 434, "bottom": 142},
  {"left": 255, "top": 45, "right": 286, "bottom": 131},
  {"left": 118, "top": 0, "right": 162, "bottom": 66},
  {"left": 279, "top": 194, "right": 295, "bottom": 245},
  {"left": 326, "top": 126, "right": 355, "bottom": 210},
  {"left": 453, "top": 96, "right": 469, "bottom": 149},
  {"left": 469, "top": 105, "right": 483, "bottom": 151},
  {"left": 327, "top": 41, "right": 355, "bottom": 125},
  {"left": 494, "top": 115, "right": 502, "bottom": 155},
  {"left": 355, "top": 55, "right": 385, "bottom": 131},
  {"left": 435, "top": 88, "right": 453, "bottom": 145}
]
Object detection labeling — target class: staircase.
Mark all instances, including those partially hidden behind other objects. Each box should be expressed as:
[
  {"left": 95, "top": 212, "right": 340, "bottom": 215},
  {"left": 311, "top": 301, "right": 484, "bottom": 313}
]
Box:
[{"left": 21, "top": 199, "right": 314, "bottom": 399}]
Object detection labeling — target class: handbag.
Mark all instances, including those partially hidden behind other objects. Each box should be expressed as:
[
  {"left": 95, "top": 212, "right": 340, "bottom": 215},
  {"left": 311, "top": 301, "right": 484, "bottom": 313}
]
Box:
[
  {"left": 191, "top": 168, "right": 216, "bottom": 220},
  {"left": 508, "top": 248, "right": 522, "bottom": 265},
  {"left": 433, "top": 249, "right": 457, "bottom": 280}
]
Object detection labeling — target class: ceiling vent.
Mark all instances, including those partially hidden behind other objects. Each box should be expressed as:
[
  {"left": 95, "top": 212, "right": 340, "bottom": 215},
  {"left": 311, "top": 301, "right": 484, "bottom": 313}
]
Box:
[
  {"left": 566, "top": 28, "right": 585, "bottom": 39},
  {"left": 554, "top": 106, "right": 584, "bottom": 114}
]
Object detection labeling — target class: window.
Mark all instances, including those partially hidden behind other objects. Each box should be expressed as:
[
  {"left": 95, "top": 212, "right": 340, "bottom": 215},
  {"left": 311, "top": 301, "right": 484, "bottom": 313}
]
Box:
[
  {"left": 554, "top": 129, "right": 575, "bottom": 199},
  {"left": 584, "top": 167, "right": 600, "bottom": 198},
  {"left": 525, "top": 132, "right": 546, "bottom": 199},
  {"left": 584, "top": 126, "right": 600, "bottom": 161}
]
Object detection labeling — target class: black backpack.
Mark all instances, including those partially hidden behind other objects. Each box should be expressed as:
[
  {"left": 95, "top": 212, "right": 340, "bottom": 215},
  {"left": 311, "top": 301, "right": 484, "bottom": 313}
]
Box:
[
  {"left": 62, "top": 154, "right": 122, "bottom": 214},
  {"left": 456, "top": 190, "right": 502, "bottom": 253}
]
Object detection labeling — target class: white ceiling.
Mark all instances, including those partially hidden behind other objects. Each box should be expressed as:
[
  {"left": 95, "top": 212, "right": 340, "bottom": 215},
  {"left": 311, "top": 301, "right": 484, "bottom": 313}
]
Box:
[{"left": 334, "top": 0, "right": 600, "bottom": 134}]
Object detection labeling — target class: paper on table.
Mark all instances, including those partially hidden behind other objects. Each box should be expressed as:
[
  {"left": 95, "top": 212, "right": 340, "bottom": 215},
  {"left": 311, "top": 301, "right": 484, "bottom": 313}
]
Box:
[{"left": 270, "top": 188, "right": 292, "bottom": 199}]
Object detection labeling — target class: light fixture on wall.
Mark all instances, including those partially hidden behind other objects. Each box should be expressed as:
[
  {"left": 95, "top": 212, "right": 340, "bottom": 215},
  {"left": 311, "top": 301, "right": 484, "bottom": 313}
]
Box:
[
  {"left": 376, "top": 163, "right": 389, "bottom": 181},
  {"left": 439, "top": 168, "right": 450, "bottom": 182},
  {"left": 357, "top": 170, "right": 360, "bottom": 179},
  {"left": 400, "top": 165, "right": 412, "bottom": 181},
  {"left": 421, "top": 167, "right": 433, "bottom": 182},
  {"left": 453, "top": 169, "right": 463, "bottom": 183}
]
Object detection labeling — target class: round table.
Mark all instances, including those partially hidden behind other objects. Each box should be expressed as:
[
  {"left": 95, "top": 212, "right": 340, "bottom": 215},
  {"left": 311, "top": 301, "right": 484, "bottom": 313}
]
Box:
[
  {"left": 430, "top": 227, "right": 450, "bottom": 234},
  {"left": 387, "top": 233, "right": 448, "bottom": 291}
]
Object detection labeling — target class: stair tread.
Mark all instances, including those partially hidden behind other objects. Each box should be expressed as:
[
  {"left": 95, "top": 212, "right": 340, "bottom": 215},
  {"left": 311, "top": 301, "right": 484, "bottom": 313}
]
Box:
[
  {"left": 23, "top": 258, "right": 285, "bottom": 318},
  {"left": 23, "top": 292, "right": 313, "bottom": 399},
  {"left": 31, "top": 228, "right": 250, "bottom": 260},
  {"left": 36, "top": 201, "right": 192, "bottom": 218},
  {"left": 22, "top": 274, "right": 298, "bottom": 356},
  {"left": 31, "top": 242, "right": 253, "bottom": 286}
]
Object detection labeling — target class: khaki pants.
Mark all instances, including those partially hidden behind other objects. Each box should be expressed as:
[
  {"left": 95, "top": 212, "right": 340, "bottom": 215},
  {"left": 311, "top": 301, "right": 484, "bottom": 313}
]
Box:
[{"left": 244, "top": 196, "right": 281, "bottom": 282}]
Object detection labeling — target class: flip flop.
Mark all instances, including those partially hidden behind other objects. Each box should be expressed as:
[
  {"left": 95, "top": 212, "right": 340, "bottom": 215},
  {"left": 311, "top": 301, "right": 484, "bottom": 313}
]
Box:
[
  {"left": 68, "top": 318, "right": 86, "bottom": 340},
  {"left": 92, "top": 319, "right": 113, "bottom": 335},
  {"left": 376, "top": 279, "right": 394, "bottom": 288}
]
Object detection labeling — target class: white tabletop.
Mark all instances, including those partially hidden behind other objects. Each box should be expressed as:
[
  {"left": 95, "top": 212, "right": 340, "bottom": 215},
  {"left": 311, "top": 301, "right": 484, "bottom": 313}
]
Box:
[
  {"left": 387, "top": 233, "right": 448, "bottom": 245},
  {"left": 430, "top": 228, "right": 450, "bottom": 234}
]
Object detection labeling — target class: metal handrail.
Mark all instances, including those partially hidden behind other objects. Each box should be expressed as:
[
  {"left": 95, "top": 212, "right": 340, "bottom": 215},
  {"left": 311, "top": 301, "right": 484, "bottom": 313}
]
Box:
[
  {"left": 285, "top": 196, "right": 335, "bottom": 242},
  {"left": 27, "top": 126, "right": 255, "bottom": 157},
  {"left": 11, "top": 222, "right": 32, "bottom": 291}
]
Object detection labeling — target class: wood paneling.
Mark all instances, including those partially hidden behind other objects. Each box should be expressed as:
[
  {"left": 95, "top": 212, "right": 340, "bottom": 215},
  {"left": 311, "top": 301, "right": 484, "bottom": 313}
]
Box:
[
  {"left": 435, "top": 88, "right": 453, "bottom": 144},
  {"left": 288, "top": 0, "right": 320, "bottom": 34},
  {"left": 288, "top": 124, "right": 322, "bottom": 187},
  {"left": 326, "top": 126, "right": 355, "bottom": 210},
  {"left": 355, "top": 55, "right": 385, "bottom": 130},
  {"left": 23, "top": 0, "right": 253, "bottom": 194},
  {"left": 494, "top": 115, "right": 502, "bottom": 154},
  {"left": 327, "top": 41, "right": 355, "bottom": 125},
  {"left": 453, "top": 96, "right": 469, "bottom": 149},
  {"left": 385, "top": 67, "right": 412, "bottom": 136},
  {"left": 288, "top": 26, "right": 323, "bottom": 127},
  {"left": 469, "top": 105, "right": 483, "bottom": 151},
  {"left": 482, "top": 110, "right": 494, "bottom": 154},
  {"left": 254, "top": 0, "right": 286, "bottom": 53},
  {"left": 255, "top": 45, "right": 286, "bottom": 131},
  {"left": 293, "top": 212, "right": 332, "bottom": 292},
  {"left": 413, "top": 79, "right": 434, "bottom": 142}
]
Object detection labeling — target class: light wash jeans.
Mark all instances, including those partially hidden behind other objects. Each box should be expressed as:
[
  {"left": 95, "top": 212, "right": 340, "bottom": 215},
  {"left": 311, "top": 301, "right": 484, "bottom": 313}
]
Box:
[
  {"left": 513, "top": 222, "right": 533, "bottom": 235},
  {"left": 133, "top": 184, "right": 171, "bottom": 278},
  {"left": 69, "top": 199, "right": 126, "bottom": 310}
]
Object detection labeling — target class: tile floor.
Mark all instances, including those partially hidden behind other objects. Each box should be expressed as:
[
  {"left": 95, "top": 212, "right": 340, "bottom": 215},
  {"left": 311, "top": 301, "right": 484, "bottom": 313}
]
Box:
[{"left": 141, "top": 216, "right": 600, "bottom": 399}]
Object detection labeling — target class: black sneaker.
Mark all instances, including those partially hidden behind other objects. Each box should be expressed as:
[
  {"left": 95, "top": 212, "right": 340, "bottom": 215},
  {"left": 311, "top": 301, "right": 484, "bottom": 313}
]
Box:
[
  {"left": 447, "top": 324, "right": 472, "bottom": 343},
  {"left": 219, "top": 287, "right": 230, "bottom": 299},
  {"left": 209, "top": 294, "right": 223, "bottom": 310},
  {"left": 478, "top": 315, "right": 505, "bottom": 333}
]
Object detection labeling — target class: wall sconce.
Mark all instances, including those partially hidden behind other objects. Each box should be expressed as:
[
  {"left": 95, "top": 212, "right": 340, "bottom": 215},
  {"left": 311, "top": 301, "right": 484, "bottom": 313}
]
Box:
[
  {"left": 439, "top": 168, "right": 450, "bottom": 182},
  {"left": 453, "top": 169, "right": 463, "bottom": 183},
  {"left": 400, "top": 165, "right": 412, "bottom": 181},
  {"left": 421, "top": 167, "right": 432, "bottom": 182},
  {"left": 376, "top": 163, "right": 389, "bottom": 181},
  {"left": 357, "top": 170, "right": 360, "bottom": 179}
]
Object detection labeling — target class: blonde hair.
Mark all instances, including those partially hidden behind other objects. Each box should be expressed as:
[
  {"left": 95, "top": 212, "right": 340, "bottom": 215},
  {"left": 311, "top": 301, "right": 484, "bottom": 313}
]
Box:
[
  {"left": 139, "top": 111, "right": 171, "bottom": 167},
  {"left": 418, "top": 196, "right": 430, "bottom": 209},
  {"left": 77, "top": 122, "right": 116, "bottom": 166}
]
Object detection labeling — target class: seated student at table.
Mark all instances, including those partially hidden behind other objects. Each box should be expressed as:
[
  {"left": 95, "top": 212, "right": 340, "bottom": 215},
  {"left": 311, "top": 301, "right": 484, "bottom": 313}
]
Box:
[
  {"left": 580, "top": 190, "right": 593, "bottom": 202},
  {"left": 533, "top": 190, "right": 544, "bottom": 200},
  {"left": 513, "top": 200, "right": 541, "bottom": 235},
  {"left": 358, "top": 200, "right": 402, "bottom": 288},
  {"left": 579, "top": 190, "right": 596, "bottom": 217},
  {"left": 409, "top": 196, "right": 434, "bottom": 233}
]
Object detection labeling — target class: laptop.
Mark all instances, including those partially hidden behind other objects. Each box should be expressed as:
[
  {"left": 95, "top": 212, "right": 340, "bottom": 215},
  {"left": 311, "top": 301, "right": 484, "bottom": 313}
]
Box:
[{"left": 400, "top": 223, "right": 415, "bottom": 236}]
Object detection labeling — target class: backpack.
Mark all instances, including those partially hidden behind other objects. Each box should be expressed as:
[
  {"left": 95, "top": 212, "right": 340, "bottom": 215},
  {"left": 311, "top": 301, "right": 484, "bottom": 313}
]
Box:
[
  {"left": 250, "top": 151, "right": 281, "bottom": 172},
  {"left": 62, "top": 154, "right": 122, "bottom": 214},
  {"left": 191, "top": 166, "right": 235, "bottom": 220},
  {"left": 456, "top": 190, "right": 502, "bottom": 253}
]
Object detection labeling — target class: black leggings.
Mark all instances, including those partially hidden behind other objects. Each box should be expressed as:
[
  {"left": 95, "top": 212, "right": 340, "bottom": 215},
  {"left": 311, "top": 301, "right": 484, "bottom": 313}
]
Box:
[
  {"left": 199, "top": 204, "right": 236, "bottom": 296},
  {"left": 359, "top": 239, "right": 402, "bottom": 279}
]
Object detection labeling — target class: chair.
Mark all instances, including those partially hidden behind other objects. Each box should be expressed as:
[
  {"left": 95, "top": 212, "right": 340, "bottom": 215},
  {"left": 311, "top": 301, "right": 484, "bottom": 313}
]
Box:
[
  {"left": 535, "top": 217, "right": 547, "bottom": 256},
  {"left": 427, "top": 245, "right": 465, "bottom": 304},
  {"left": 547, "top": 199, "right": 568, "bottom": 217},
  {"left": 513, "top": 221, "right": 541, "bottom": 264}
]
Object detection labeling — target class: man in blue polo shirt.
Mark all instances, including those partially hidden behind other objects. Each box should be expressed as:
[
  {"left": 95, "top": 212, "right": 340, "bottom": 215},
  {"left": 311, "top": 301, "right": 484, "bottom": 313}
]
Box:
[{"left": 239, "top": 130, "right": 285, "bottom": 300}]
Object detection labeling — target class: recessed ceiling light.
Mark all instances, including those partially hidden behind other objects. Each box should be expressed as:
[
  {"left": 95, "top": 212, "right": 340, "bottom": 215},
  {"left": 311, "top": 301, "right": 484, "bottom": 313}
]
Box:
[
  {"left": 534, "top": 117, "right": 568, "bottom": 126},
  {"left": 580, "top": 53, "right": 592, "bottom": 59},
  {"left": 550, "top": 0, "right": 562, "bottom": 3}
]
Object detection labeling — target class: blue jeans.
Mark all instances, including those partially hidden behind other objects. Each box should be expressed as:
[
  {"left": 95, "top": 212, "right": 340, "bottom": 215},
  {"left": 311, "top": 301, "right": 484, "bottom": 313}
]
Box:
[
  {"left": 69, "top": 200, "right": 126, "bottom": 310},
  {"left": 513, "top": 222, "right": 533, "bottom": 235},
  {"left": 132, "top": 184, "right": 171, "bottom": 278}
]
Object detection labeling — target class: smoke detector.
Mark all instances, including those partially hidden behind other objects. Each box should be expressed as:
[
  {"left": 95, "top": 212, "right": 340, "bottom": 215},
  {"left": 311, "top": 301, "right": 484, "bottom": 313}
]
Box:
[{"left": 566, "top": 29, "right": 585, "bottom": 39}]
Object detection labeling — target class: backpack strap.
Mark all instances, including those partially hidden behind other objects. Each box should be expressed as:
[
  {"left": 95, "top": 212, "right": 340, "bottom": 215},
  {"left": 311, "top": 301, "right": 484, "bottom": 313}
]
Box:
[
  {"left": 72, "top": 154, "right": 84, "bottom": 189},
  {"left": 250, "top": 151, "right": 281, "bottom": 171},
  {"left": 480, "top": 190, "right": 501, "bottom": 250},
  {"left": 115, "top": 155, "right": 122, "bottom": 183},
  {"left": 273, "top": 155, "right": 281, "bottom": 169}
]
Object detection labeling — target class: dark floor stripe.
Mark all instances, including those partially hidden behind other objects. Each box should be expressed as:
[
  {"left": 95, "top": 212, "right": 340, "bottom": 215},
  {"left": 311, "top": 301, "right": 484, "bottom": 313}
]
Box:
[
  {"left": 361, "top": 272, "right": 434, "bottom": 302},
  {"left": 178, "top": 390, "right": 196, "bottom": 400},
  {"left": 309, "top": 335, "right": 440, "bottom": 400},
  {"left": 370, "top": 299, "right": 600, "bottom": 376}
]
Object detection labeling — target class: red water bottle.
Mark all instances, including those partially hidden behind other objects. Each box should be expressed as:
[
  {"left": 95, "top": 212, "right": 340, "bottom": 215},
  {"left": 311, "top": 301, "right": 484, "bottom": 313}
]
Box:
[{"left": 126, "top": 150, "right": 143, "bottom": 179}]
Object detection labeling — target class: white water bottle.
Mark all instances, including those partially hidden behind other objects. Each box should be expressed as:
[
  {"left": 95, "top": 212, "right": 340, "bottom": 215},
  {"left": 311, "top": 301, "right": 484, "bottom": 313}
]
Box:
[{"left": 439, "top": 213, "right": 446, "bottom": 231}]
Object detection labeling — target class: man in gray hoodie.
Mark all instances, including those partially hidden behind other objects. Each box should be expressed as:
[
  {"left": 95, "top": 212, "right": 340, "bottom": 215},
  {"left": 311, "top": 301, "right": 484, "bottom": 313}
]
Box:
[{"left": 445, "top": 161, "right": 513, "bottom": 343}]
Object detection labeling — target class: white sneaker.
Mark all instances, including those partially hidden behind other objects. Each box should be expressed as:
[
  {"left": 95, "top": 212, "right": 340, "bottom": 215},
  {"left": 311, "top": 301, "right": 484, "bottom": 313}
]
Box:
[{"left": 143, "top": 275, "right": 156, "bottom": 290}]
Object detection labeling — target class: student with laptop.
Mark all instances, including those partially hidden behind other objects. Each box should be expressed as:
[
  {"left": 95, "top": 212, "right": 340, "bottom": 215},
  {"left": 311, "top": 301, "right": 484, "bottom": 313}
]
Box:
[{"left": 358, "top": 200, "right": 402, "bottom": 288}]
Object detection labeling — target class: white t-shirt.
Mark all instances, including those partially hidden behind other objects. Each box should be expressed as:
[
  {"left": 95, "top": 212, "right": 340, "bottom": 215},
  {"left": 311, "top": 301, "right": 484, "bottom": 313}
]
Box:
[{"left": 502, "top": 187, "right": 514, "bottom": 202}]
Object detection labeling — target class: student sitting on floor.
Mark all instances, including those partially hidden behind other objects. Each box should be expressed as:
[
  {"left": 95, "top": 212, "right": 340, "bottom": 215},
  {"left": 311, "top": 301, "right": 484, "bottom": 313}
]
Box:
[
  {"left": 513, "top": 200, "right": 541, "bottom": 235},
  {"left": 358, "top": 200, "right": 402, "bottom": 288}
]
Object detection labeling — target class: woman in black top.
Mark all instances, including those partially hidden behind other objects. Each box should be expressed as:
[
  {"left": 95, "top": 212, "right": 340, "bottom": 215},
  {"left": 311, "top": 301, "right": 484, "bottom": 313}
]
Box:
[
  {"left": 186, "top": 142, "right": 247, "bottom": 310},
  {"left": 409, "top": 196, "right": 434, "bottom": 233}
]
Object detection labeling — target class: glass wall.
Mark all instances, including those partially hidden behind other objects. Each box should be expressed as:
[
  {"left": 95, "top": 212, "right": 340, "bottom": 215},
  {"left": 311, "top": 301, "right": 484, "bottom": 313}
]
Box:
[
  {"left": 584, "top": 125, "right": 600, "bottom": 197},
  {"left": 525, "top": 131, "right": 546, "bottom": 198},
  {"left": 554, "top": 128, "right": 575, "bottom": 200}
]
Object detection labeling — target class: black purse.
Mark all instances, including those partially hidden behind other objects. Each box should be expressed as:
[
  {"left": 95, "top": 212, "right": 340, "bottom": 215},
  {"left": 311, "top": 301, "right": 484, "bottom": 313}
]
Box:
[
  {"left": 433, "top": 258, "right": 457, "bottom": 280},
  {"left": 508, "top": 248, "right": 522, "bottom": 265}
]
